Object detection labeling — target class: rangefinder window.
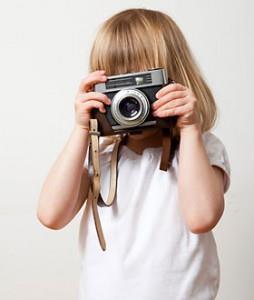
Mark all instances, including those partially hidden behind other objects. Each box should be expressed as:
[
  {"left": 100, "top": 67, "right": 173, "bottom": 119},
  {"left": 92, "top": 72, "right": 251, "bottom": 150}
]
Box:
[{"left": 106, "top": 73, "right": 152, "bottom": 89}]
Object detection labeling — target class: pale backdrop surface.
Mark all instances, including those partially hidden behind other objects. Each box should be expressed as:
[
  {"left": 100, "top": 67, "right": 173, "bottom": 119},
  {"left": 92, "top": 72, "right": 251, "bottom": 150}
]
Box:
[{"left": 0, "top": 1, "right": 253, "bottom": 299}]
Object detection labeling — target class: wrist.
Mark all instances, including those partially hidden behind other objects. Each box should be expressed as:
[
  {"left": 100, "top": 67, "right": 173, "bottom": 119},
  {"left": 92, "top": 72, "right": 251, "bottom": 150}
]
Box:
[
  {"left": 180, "top": 123, "right": 202, "bottom": 137},
  {"left": 74, "top": 123, "right": 90, "bottom": 133}
]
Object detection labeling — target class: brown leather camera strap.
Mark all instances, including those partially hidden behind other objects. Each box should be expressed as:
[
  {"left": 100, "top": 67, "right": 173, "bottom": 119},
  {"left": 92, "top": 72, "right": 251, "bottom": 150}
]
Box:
[
  {"left": 87, "top": 119, "right": 172, "bottom": 251},
  {"left": 87, "top": 119, "right": 124, "bottom": 251},
  {"left": 160, "top": 128, "right": 172, "bottom": 171}
]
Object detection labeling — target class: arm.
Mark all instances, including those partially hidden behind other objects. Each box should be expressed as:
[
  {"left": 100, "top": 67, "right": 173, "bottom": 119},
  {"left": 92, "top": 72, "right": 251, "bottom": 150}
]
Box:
[
  {"left": 37, "top": 70, "right": 111, "bottom": 230},
  {"left": 37, "top": 125, "right": 90, "bottom": 229},
  {"left": 152, "top": 82, "right": 225, "bottom": 233},
  {"left": 178, "top": 124, "right": 225, "bottom": 233}
]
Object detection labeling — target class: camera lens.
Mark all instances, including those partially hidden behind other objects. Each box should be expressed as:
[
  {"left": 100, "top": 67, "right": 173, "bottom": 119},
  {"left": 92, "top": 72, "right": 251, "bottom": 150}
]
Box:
[
  {"left": 119, "top": 97, "right": 140, "bottom": 118},
  {"left": 111, "top": 89, "right": 150, "bottom": 127}
]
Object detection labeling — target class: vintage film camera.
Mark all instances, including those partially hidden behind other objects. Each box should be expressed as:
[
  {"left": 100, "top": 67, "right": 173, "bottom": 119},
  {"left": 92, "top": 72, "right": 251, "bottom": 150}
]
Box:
[{"left": 92, "top": 68, "right": 177, "bottom": 136}]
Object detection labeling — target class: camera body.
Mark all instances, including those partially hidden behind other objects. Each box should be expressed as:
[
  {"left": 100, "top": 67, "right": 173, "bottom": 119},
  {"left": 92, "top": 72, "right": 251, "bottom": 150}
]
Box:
[{"left": 92, "top": 68, "right": 176, "bottom": 136}]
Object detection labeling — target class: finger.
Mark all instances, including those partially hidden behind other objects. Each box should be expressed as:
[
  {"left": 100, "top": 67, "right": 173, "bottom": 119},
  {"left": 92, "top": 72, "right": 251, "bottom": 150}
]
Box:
[
  {"left": 152, "top": 91, "right": 187, "bottom": 110},
  {"left": 155, "top": 103, "right": 192, "bottom": 117},
  {"left": 78, "top": 70, "right": 107, "bottom": 93},
  {"left": 154, "top": 98, "right": 188, "bottom": 114},
  {"left": 156, "top": 83, "right": 186, "bottom": 99},
  {"left": 78, "top": 92, "right": 111, "bottom": 105},
  {"left": 79, "top": 72, "right": 107, "bottom": 92},
  {"left": 82, "top": 100, "right": 107, "bottom": 113}
]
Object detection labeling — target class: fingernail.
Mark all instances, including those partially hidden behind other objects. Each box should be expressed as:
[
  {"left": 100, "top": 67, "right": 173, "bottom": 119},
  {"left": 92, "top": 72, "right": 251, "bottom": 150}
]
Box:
[
  {"left": 101, "top": 76, "right": 107, "bottom": 80},
  {"left": 100, "top": 70, "right": 105, "bottom": 73}
]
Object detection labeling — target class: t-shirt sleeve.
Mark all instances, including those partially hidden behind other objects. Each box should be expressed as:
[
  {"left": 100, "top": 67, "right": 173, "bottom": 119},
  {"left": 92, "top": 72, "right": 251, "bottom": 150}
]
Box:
[{"left": 202, "top": 131, "right": 231, "bottom": 193}]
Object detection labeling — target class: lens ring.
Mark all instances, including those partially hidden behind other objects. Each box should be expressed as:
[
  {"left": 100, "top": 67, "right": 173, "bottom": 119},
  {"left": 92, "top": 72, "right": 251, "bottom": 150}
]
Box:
[{"left": 111, "top": 89, "right": 150, "bottom": 127}]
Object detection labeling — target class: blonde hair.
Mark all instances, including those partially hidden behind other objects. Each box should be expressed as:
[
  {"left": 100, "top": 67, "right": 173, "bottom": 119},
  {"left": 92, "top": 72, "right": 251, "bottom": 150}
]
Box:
[{"left": 88, "top": 8, "right": 217, "bottom": 148}]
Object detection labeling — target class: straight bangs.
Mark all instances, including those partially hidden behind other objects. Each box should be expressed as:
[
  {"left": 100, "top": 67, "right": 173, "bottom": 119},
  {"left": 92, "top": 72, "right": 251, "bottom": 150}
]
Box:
[{"left": 89, "top": 11, "right": 168, "bottom": 75}]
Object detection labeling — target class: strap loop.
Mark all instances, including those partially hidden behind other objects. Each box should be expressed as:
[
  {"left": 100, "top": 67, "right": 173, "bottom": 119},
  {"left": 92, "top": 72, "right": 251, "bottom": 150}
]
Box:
[{"left": 87, "top": 119, "right": 125, "bottom": 251}]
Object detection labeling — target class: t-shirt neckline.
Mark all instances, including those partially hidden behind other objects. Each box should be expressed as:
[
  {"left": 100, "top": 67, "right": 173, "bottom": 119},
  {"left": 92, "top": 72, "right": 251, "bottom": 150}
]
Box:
[{"left": 120, "top": 144, "right": 163, "bottom": 156}]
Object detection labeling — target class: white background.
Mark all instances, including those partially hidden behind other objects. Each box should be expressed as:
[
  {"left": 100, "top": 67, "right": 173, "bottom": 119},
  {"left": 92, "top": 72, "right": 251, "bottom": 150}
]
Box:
[{"left": 0, "top": 0, "right": 253, "bottom": 299}]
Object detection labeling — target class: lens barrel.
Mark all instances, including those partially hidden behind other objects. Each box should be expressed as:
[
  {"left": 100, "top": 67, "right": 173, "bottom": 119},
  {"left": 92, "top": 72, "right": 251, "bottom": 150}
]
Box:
[{"left": 111, "top": 89, "right": 150, "bottom": 127}]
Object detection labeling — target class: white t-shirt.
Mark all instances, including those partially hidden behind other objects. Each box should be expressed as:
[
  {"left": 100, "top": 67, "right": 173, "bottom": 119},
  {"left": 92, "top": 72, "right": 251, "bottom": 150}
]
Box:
[{"left": 78, "top": 131, "right": 231, "bottom": 300}]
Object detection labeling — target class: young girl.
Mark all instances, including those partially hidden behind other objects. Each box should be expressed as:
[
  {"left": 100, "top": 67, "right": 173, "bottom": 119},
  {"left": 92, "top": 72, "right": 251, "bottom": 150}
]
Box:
[{"left": 37, "top": 8, "right": 231, "bottom": 300}]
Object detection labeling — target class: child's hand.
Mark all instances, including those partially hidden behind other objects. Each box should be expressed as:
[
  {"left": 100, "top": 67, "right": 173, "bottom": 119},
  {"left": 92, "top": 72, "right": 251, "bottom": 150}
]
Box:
[
  {"left": 152, "top": 83, "right": 200, "bottom": 132},
  {"left": 74, "top": 70, "right": 112, "bottom": 129}
]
